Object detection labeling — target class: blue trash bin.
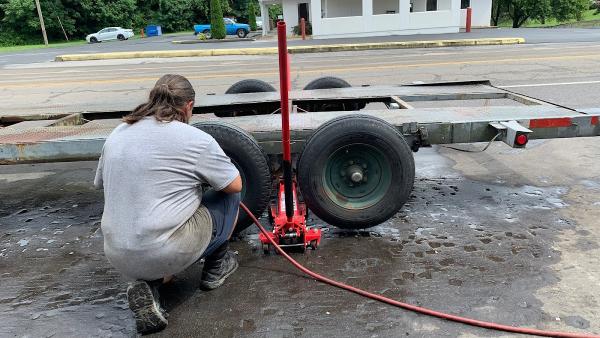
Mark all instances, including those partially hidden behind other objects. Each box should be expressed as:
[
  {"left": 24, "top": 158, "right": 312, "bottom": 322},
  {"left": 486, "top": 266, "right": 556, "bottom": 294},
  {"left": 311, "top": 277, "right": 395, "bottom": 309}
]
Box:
[{"left": 145, "top": 25, "right": 162, "bottom": 37}]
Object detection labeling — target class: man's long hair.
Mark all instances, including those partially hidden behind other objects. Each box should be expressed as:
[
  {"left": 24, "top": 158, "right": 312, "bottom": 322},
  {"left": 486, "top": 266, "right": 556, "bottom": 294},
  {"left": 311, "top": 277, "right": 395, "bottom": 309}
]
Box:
[{"left": 123, "top": 74, "right": 196, "bottom": 124}]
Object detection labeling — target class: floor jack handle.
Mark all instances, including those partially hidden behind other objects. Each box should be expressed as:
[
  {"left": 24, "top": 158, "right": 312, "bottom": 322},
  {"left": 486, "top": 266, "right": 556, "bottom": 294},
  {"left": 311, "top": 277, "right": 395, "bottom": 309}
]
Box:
[{"left": 277, "top": 21, "right": 294, "bottom": 221}]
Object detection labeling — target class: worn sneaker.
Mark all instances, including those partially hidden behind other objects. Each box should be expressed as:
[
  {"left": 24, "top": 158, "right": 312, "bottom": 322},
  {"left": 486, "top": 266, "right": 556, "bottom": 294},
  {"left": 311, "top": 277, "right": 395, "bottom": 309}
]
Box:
[
  {"left": 127, "top": 280, "right": 168, "bottom": 334},
  {"left": 200, "top": 251, "right": 239, "bottom": 290}
]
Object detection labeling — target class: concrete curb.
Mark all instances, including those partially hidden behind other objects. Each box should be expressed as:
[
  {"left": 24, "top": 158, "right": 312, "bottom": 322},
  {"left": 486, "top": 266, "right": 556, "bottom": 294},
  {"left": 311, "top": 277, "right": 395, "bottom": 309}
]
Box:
[
  {"left": 55, "top": 37, "right": 525, "bottom": 62},
  {"left": 172, "top": 38, "right": 256, "bottom": 44}
]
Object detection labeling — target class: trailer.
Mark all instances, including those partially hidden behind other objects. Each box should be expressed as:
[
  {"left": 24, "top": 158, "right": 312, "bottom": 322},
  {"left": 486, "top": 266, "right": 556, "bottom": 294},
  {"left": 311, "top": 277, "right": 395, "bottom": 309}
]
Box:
[{"left": 1, "top": 78, "right": 599, "bottom": 233}]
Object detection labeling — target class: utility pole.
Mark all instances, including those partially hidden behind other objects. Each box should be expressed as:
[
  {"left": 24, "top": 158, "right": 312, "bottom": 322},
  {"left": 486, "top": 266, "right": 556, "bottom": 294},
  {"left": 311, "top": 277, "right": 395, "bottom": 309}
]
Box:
[{"left": 34, "top": 0, "right": 49, "bottom": 46}]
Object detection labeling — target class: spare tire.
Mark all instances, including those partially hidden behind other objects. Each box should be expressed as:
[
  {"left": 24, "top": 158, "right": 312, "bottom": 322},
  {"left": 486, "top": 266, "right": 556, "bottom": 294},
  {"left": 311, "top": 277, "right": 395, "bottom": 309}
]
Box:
[
  {"left": 193, "top": 121, "right": 272, "bottom": 233},
  {"left": 297, "top": 115, "right": 415, "bottom": 229},
  {"left": 219, "top": 79, "right": 277, "bottom": 117},
  {"left": 298, "top": 76, "right": 365, "bottom": 112}
]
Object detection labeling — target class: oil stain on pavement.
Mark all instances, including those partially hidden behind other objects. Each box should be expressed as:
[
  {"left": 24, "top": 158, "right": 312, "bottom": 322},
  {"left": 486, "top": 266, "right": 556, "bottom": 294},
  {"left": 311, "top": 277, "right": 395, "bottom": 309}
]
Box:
[{"left": 1, "top": 138, "right": 599, "bottom": 337}]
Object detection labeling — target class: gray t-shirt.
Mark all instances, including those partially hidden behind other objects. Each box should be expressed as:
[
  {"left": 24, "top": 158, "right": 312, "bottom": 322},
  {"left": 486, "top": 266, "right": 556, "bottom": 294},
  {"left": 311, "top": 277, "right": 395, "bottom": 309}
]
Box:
[{"left": 94, "top": 117, "right": 239, "bottom": 279}]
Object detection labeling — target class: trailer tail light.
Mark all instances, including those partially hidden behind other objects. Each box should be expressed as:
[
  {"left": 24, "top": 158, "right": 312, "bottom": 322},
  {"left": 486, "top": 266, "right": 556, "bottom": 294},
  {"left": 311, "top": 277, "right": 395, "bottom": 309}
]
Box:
[
  {"left": 489, "top": 120, "right": 532, "bottom": 148},
  {"left": 515, "top": 134, "right": 528, "bottom": 146}
]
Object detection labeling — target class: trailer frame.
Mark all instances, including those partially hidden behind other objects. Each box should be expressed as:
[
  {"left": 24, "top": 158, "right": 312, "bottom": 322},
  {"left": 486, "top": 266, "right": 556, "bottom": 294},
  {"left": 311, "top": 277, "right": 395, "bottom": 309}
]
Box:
[{"left": 0, "top": 80, "right": 599, "bottom": 165}]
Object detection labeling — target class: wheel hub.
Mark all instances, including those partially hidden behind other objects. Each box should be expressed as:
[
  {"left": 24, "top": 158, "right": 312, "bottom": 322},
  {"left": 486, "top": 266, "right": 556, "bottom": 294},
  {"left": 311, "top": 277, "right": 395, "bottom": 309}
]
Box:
[
  {"left": 347, "top": 164, "right": 364, "bottom": 184},
  {"left": 324, "top": 144, "right": 392, "bottom": 209}
]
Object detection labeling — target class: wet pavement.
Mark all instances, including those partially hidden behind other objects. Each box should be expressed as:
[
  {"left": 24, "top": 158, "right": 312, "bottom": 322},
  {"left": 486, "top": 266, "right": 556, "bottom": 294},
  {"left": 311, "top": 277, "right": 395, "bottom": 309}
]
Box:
[{"left": 1, "top": 136, "right": 599, "bottom": 337}]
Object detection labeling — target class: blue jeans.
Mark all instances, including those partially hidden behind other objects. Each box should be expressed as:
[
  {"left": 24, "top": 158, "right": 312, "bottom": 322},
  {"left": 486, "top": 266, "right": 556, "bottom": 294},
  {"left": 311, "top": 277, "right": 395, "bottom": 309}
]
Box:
[{"left": 200, "top": 191, "right": 241, "bottom": 258}]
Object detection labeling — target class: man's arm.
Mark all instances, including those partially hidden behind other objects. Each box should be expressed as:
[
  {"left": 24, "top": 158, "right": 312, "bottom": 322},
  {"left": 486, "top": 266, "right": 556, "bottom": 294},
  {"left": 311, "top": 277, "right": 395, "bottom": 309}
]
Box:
[
  {"left": 199, "top": 139, "right": 242, "bottom": 193},
  {"left": 93, "top": 152, "right": 104, "bottom": 190},
  {"left": 221, "top": 174, "right": 242, "bottom": 194}
]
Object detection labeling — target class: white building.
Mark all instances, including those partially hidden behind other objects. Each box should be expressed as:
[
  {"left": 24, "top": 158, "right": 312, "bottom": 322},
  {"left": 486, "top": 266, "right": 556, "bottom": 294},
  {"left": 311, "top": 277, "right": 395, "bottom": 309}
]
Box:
[{"left": 259, "top": 0, "right": 492, "bottom": 39}]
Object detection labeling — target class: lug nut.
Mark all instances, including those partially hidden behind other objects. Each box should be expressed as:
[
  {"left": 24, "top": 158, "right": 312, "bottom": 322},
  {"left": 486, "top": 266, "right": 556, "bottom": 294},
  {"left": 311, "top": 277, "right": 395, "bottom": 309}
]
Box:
[{"left": 351, "top": 172, "right": 363, "bottom": 183}]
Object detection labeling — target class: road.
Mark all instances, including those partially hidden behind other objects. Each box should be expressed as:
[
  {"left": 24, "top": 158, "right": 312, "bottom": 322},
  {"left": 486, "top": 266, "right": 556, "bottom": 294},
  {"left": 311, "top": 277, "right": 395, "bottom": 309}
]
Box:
[
  {"left": 1, "top": 38, "right": 600, "bottom": 337},
  {"left": 3, "top": 39, "right": 600, "bottom": 118},
  {"left": 3, "top": 27, "right": 600, "bottom": 66}
]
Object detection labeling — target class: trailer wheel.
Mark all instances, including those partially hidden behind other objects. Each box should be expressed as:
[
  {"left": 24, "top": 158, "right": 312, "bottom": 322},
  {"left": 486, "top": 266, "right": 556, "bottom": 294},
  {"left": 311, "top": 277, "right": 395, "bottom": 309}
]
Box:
[
  {"left": 298, "top": 76, "right": 365, "bottom": 112},
  {"left": 218, "top": 79, "right": 277, "bottom": 117},
  {"left": 297, "top": 115, "right": 415, "bottom": 229},
  {"left": 193, "top": 121, "right": 272, "bottom": 233},
  {"left": 226, "top": 79, "right": 276, "bottom": 94}
]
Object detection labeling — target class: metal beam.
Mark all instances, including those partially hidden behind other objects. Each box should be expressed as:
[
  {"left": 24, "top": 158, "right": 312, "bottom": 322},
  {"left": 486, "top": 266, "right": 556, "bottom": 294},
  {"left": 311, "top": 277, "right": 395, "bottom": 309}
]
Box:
[{"left": 1, "top": 106, "right": 598, "bottom": 165}]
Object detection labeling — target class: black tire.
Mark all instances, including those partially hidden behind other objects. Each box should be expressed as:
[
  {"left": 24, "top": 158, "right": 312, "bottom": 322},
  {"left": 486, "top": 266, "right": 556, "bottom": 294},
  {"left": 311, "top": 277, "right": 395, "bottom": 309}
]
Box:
[
  {"left": 193, "top": 121, "right": 272, "bottom": 233},
  {"left": 298, "top": 76, "right": 365, "bottom": 112},
  {"left": 202, "top": 29, "right": 211, "bottom": 39},
  {"left": 220, "top": 79, "right": 277, "bottom": 117},
  {"left": 297, "top": 115, "right": 415, "bottom": 229},
  {"left": 237, "top": 29, "right": 248, "bottom": 38},
  {"left": 90, "top": 37, "right": 98, "bottom": 43},
  {"left": 226, "top": 79, "right": 276, "bottom": 94},
  {"left": 117, "top": 34, "right": 125, "bottom": 41}
]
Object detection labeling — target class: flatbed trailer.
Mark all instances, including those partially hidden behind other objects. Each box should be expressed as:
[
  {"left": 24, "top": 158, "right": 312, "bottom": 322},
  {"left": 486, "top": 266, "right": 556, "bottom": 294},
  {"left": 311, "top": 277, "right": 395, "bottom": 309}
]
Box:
[
  {"left": 1, "top": 79, "right": 598, "bottom": 231},
  {"left": 1, "top": 81, "right": 598, "bottom": 164}
]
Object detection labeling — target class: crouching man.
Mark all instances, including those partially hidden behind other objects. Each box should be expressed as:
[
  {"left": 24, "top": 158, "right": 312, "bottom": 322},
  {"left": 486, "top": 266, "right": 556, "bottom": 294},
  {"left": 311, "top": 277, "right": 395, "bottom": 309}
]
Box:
[{"left": 94, "top": 74, "right": 242, "bottom": 334}]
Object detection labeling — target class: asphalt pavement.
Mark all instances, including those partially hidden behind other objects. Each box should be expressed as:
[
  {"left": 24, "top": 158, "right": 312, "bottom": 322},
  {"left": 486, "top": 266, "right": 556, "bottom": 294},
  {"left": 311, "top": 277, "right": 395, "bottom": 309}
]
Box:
[
  {"left": 2, "top": 27, "right": 600, "bottom": 66},
  {"left": 1, "top": 34, "right": 600, "bottom": 337}
]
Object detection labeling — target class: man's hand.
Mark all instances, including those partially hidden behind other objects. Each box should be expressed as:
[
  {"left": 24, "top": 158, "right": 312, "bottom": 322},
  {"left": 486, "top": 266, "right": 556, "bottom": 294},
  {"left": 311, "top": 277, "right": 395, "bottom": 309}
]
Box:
[{"left": 221, "top": 174, "right": 242, "bottom": 194}]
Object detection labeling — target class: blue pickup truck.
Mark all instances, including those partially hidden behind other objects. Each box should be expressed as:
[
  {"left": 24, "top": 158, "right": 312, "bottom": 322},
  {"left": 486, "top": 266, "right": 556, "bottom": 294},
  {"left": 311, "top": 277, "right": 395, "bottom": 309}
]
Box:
[{"left": 194, "top": 18, "right": 250, "bottom": 38}]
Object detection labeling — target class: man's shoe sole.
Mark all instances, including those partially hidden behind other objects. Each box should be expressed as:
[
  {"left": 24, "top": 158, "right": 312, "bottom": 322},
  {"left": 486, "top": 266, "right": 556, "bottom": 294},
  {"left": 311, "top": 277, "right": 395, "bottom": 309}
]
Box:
[
  {"left": 127, "top": 281, "right": 168, "bottom": 334},
  {"left": 199, "top": 258, "right": 239, "bottom": 290}
]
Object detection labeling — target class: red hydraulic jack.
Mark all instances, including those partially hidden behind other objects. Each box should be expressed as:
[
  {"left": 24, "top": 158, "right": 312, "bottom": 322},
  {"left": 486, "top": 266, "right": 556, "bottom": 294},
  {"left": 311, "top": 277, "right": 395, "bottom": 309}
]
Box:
[{"left": 258, "top": 21, "right": 322, "bottom": 252}]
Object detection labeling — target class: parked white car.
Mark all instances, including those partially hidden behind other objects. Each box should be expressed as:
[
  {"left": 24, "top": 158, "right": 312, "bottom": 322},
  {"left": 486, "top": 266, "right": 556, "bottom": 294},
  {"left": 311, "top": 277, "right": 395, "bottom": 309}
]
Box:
[
  {"left": 86, "top": 27, "right": 134, "bottom": 43},
  {"left": 256, "top": 16, "right": 263, "bottom": 29}
]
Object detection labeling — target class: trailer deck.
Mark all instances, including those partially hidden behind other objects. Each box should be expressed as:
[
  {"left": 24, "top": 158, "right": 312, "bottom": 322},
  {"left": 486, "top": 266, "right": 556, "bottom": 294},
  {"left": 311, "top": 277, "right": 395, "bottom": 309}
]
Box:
[{"left": 1, "top": 82, "right": 599, "bottom": 164}]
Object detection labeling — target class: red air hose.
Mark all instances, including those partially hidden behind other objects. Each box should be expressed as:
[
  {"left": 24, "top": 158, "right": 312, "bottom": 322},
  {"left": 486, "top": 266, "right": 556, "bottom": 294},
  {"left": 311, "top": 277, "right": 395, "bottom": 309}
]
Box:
[{"left": 239, "top": 203, "right": 599, "bottom": 338}]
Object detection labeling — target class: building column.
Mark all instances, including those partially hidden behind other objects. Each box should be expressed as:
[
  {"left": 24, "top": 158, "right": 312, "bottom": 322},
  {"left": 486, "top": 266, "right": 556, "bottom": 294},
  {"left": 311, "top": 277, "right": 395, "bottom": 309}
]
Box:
[
  {"left": 400, "top": 0, "right": 410, "bottom": 26},
  {"left": 310, "top": 0, "right": 322, "bottom": 36},
  {"left": 260, "top": 2, "right": 269, "bottom": 35},
  {"left": 450, "top": 0, "right": 460, "bottom": 26},
  {"left": 362, "top": 0, "right": 373, "bottom": 16}
]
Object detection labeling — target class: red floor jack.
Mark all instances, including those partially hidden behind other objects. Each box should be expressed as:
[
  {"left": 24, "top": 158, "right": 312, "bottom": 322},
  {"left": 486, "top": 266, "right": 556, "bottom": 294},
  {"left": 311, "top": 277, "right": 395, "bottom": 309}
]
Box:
[{"left": 258, "top": 22, "right": 322, "bottom": 252}]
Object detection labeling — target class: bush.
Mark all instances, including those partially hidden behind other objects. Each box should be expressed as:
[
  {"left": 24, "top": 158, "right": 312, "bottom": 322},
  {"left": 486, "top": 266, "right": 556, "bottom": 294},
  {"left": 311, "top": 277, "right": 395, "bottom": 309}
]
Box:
[
  {"left": 0, "top": 31, "right": 40, "bottom": 47},
  {"left": 210, "top": 0, "right": 226, "bottom": 39},
  {"left": 292, "top": 21, "right": 312, "bottom": 35},
  {"left": 248, "top": 2, "right": 257, "bottom": 31}
]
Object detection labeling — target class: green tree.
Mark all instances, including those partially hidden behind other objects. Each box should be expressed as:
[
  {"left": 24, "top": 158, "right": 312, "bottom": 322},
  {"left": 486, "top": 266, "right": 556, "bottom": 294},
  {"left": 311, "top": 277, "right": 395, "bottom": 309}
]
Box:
[
  {"left": 493, "top": 0, "right": 589, "bottom": 27},
  {"left": 210, "top": 0, "right": 226, "bottom": 39},
  {"left": 268, "top": 4, "right": 282, "bottom": 22},
  {"left": 1, "top": 0, "right": 80, "bottom": 41},
  {"left": 491, "top": 0, "right": 507, "bottom": 26},
  {"left": 551, "top": 0, "right": 589, "bottom": 21},
  {"left": 154, "top": 0, "right": 195, "bottom": 32},
  {"left": 247, "top": 1, "right": 256, "bottom": 31},
  {"left": 507, "top": 0, "right": 550, "bottom": 28},
  {"left": 224, "top": 0, "right": 247, "bottom": 19}
]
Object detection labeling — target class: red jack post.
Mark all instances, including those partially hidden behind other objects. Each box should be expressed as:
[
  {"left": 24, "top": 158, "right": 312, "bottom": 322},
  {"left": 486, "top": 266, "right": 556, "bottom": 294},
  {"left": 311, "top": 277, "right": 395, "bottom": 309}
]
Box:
[
  {"left": 140, "top": 28, "right": 145, "bottom": 38},
  {"left": 258, "top": 21, "right": 322, "bottom": 252},
  {"left": 466, "top": 7, "right": 472, "bottom": 33}
]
